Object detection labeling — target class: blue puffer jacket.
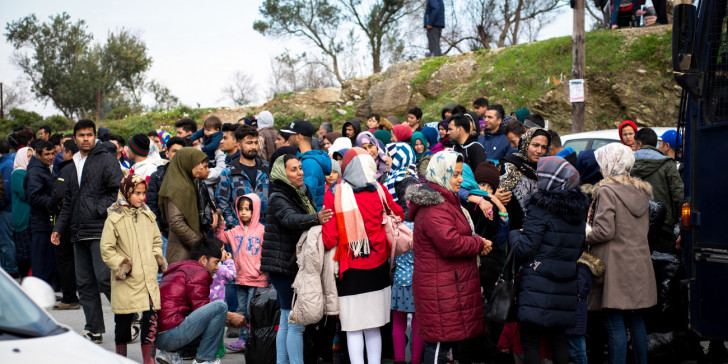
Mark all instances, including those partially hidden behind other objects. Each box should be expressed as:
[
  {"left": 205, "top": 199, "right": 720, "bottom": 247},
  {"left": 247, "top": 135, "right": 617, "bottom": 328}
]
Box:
[
  {"left": 0, "top": 154, "right": 13, "bottom": 212},
  {"left": 424, "top": 0, "right": 445, "bottom": 28},
  {"left": 510, "top": 188, "right": 589, "bottom": 328},
  {"left": 299, "top": 150, "right": 332, "bottom": 211},
  {"left": 565, "top": 262, "right": 592, "bottom": 336}
]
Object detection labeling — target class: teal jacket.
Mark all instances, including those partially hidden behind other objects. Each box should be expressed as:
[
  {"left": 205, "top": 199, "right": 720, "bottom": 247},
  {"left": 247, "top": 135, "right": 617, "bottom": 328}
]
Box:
[{"left": 11, "top": 169, "right": 30, "bottom": 232}]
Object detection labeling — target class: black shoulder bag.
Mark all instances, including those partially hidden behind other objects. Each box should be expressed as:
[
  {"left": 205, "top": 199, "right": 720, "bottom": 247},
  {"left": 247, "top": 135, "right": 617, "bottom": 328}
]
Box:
[
  {"left": 197, "top": 181, "right": 215, "bottom": 232},
  {"left": 485, "top": 243, "right": 518, "bottom": 324}
]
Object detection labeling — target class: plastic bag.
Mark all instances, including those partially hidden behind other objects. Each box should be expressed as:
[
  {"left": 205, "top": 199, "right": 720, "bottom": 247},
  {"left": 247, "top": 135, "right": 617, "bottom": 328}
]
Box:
[{"left": 245, "top": 286, "right": 281, "bottom": 364}]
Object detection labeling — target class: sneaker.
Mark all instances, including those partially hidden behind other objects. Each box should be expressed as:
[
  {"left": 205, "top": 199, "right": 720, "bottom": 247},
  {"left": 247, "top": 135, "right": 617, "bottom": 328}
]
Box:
[
  {"left": 130, "top": 313, "right": 141, "bottom": 342},
  {"left": 81, "top": 330, "right": 103, "bottom": 344},
  {"left": 155, "top": 349, "right": 182, "bottom": 364},
  {"left": 225, "top": 327, "right": 239, "bottom": 338},
  {"left": 224, "top": 339, "right": 246, "bottom": 352},
  {"left": 192, "top": 359, "right": 220, "bottom": 364},
  {"left": 53, "top": 302, "right": 80, "bottom": 310}
]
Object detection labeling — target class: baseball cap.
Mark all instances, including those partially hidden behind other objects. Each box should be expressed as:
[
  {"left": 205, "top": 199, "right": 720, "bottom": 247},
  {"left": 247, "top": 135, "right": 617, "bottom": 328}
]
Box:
[
  {"left": 285, "top": 120, "right": 316, "bottom": 138},
  {"left": 658, "top": 130, "right": 680, "bottom": 149}
]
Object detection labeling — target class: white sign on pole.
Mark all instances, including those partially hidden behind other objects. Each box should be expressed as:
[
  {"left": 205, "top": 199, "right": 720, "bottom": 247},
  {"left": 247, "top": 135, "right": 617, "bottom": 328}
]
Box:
[{"left": 569, "top": 79, "right": 585, "bottom": 103}]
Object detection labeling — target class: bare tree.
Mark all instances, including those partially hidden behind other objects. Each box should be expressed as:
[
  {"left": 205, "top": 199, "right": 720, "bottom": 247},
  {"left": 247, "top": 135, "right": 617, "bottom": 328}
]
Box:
[
  {"left": 222, "top": 71, "right": 257, "bottom": 106},
  {"left": 269, "top": 50, "right": 335, "bottom": 97},
  {"left": 2, "top": 78, "right": 33, "bottom": 111}
]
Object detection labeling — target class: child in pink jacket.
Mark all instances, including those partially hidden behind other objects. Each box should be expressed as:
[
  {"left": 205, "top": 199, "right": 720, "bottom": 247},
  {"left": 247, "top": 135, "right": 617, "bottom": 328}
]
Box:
[{"left": 216, "top": 194, "right": 267, "bottom": 352}]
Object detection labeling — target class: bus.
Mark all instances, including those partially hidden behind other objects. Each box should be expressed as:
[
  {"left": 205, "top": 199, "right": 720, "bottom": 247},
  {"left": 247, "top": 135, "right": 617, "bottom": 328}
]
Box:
[{"left": 673, "top": 0, "right": 728, "bottom": 340}]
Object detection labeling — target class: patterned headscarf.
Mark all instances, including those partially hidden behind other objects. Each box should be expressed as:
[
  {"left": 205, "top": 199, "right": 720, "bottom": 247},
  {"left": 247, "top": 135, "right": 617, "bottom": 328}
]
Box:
[
  {"left": 425, "top": 150, "right": 461, "bottom": 192},
  {"left": 119, "top": 174, "right": 147, "bottom": 207},
  {"left": 385, "top": 142, "right": 418, "bottom": 201},
  {"left": 594, "top": 143, "right": 635, "bottom": 177},
  {"left": 355, "top": 131, "right": 388, "bottom": 179},
  {"left": 536, "top": 156, "right": 580, "bottom": 191}
]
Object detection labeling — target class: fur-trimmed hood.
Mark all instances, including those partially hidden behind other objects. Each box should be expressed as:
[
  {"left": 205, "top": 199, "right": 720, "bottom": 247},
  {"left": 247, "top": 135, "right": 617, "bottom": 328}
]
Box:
[
  {"left": 592, "top": 174, "right": 653, "bottom": 218},
  {"left": 405, "top": 182, "right": 448, "bottom": 221},
  {"left": 526, "top": 188, "right": 589, "bottom": 225}
]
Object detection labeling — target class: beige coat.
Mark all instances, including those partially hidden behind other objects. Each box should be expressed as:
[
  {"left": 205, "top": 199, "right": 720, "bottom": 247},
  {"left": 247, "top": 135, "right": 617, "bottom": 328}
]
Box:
[
  {"left": 289, "top": 226, "right": 339, "bottom": 325},
  {"left": 586, "top": 175, "right": 657, "bottom": 311},
  {"left": 162, "top": 197, "right": 203, "bottom": 264},
  {"left": 100, "top": 201, "right": 164, "bottom": 314}
]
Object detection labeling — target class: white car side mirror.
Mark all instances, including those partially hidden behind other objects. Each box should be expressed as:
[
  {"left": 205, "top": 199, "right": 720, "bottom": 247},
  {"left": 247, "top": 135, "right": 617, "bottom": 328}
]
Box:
[{"left": 21, "top": 277, "right": 56, "bottom": 310}]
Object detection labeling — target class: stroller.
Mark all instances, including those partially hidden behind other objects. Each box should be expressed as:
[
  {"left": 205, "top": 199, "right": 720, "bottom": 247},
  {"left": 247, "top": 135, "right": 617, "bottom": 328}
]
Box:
[{"left": 596, "top": 0, "right": 646, "bottom": 29}]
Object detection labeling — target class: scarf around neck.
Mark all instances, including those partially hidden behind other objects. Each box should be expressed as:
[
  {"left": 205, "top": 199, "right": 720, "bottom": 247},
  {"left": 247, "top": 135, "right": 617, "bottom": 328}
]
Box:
[{"left": 269, "top": 154, "right": 316, "bottom": 215}]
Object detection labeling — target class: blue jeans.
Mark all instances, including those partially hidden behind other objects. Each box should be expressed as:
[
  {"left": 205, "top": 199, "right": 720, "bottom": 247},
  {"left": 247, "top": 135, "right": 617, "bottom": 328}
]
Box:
[
  {"left": 0, "top": 212, "right": 17, "bottom": 274},
  {"left": 277, "top": 308, "right": 305, "bottom": 364},
  {"left": 566, "top": 335, "right": 588, "bottom": 364},
  {"left": 236, "top": 285, "right": 255, "bottom": 340},
  {"left": 158, "top": 234, "right": 168, "bottom": 282},
  {"left": 157, "top": 300, "right": 227, "bottom": 362},
  {"left": 603, "top": 309, "right": 647, "bottom": 364},
  {"left": 611, "top": 0, "right": 642, "bottom": 26}
]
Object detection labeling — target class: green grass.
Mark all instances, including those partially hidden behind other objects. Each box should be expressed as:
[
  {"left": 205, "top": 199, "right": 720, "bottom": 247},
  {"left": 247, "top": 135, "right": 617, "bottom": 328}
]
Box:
[
  {"left": 100, "top": 106, "right": 215, "bottom": 140},
  {"left": 411, "top": 57, "right": 448, "bottom": 88}
]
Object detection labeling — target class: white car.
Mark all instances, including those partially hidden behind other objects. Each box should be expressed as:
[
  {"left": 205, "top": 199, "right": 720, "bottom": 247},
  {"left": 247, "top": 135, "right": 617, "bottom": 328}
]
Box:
[
  {"left": 0, "top": 269, "right": 136, "bottom": 364},
  {"left": 560, "top": 127, "right": 676, "bottom": 156}
]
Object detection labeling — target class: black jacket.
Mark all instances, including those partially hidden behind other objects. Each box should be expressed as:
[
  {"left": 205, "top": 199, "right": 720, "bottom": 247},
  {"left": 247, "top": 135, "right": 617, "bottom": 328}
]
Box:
[
  {"left": 454, "top": 135, "right": 487, "bottom": 173},
  {"left": 25, "top": 157, "right": 54, "bottom": 232},
  {"left": 510, "top": 188, "right": 589, "bottom": 327},
  {"left": 48, "top": 159, "right": 73, "bottom": 219},
  {"left": 54, "top": 145, "right": 124, "bottom": 241},
  {"left": 147, "top": 163, "right": 168, "bottom": 236},
  {"left": 260, "top": 179, "right": 320, "bottom": 277}
]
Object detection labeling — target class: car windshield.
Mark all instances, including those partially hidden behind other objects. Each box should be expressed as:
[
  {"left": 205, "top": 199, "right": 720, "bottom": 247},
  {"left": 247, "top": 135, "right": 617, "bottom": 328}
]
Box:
[
  {"left": 0, "top": 273, "right": 63, "bottom": 339},
  {"left": 563, "top": 139, "right": 589, "bottom": 155}
]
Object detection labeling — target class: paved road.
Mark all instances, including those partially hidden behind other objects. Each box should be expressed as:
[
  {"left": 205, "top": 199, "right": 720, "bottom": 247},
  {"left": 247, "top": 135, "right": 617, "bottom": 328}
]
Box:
[{"left": 49, "top": 299, "right": 247, "bottom": 364}]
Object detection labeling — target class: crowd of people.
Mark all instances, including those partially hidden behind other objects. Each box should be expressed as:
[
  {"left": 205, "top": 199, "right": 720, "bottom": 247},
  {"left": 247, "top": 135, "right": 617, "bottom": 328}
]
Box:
[{"left": 0, "top": 97, "right": 692, "bottom": 364}]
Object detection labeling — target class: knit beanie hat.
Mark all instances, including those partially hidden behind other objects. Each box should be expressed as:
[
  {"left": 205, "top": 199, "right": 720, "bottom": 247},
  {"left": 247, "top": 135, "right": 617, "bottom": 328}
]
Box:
[
  {"left": 128, "top": 133, "right": 150, "bottom": 157},
  {"left": 330, "top": 160, "right": 341, "bottom": 176},
  {"left": 473, "top": 161, "right": 500, "bottom": 190}
]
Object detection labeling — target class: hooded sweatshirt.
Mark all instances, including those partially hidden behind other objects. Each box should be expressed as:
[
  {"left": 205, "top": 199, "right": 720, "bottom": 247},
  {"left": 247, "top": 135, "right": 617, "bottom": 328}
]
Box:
[
  {"left": 216, "top": 194, "right": 268, "bottom": 287},
  {"left": 257, "top": 110, "right": 278, "bottom": 161},
  {"left": 342, "top": 119, "right": 362, "bottom": 145},
  {"left": 300, "top": 150, "right": 333, "bottom": 210}
]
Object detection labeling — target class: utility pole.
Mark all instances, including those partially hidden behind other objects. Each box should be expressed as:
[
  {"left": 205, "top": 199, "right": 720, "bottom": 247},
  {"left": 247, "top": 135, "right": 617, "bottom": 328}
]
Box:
[
  {"left": 0, "top": 83, "right": 4, "bottom": 119},
  {"left": 571, "top": 0, "right": 586, "bottom": 133}
]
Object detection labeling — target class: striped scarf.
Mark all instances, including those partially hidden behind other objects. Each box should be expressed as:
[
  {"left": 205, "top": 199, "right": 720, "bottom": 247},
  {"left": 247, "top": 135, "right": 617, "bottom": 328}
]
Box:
[{"left": 385, "top": 142, "right": 417, "bottom": 202}]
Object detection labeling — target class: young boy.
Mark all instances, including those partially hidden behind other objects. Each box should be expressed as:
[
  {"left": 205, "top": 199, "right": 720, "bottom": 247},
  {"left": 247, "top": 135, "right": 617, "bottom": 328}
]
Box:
[
  {"left": 407, "top": 107, "right": 423, "bottom": 133},
  {"left": 100, "top": 174, "right": 167, "bottom": 364},
  {"left": 190, "top": 116, "right": 223, "bottom": 162},
  {"left": 366, "top": 113, "right": 380, "bottom": 133},
  {"left": 215, "top": 194, "right": 267, "bottom": 352},
  {"left": 325, "top": 160, "right": 341, "bottom": 189}
]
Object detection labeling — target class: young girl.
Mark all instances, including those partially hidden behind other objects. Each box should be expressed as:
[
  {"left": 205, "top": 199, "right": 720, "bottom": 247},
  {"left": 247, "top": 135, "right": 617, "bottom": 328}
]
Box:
[
  {"left": 326, "top": 160, "right": 341, "bottom": 189},
  {"left": 215, "top": 194, "right": 268, "bottom": 353},
  {"left": 100, "top": 174, "right": 167, "bottom": 364},
  {"left": 208, "top": 240, "right": 236, "bottom": 358}
]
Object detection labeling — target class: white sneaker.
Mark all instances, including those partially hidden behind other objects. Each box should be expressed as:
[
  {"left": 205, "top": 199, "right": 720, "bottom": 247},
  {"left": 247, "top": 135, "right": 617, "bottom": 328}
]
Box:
[
  {"left": 155, "top": 349, "right": 181, "bottom": 364},
  {"left": 191, "top": 359, "right": 220, "bottom": 364}
]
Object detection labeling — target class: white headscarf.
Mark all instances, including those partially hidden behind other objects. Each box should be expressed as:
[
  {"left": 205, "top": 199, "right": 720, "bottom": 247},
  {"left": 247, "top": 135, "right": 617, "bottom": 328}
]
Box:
[
  {"left": 257, "top": 110, "right": 274, "bottom": 129},
  {"left": 594, "top": 143, "right": 635, "bottom": 177},
  {"left": 13, "top": 147, "right": 32, "bottom": 171}
]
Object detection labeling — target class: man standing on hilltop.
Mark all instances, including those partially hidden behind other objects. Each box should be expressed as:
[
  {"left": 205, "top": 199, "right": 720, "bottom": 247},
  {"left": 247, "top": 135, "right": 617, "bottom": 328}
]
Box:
[{"left": 424, "top": 0, "right": 445, "bottom": 57}]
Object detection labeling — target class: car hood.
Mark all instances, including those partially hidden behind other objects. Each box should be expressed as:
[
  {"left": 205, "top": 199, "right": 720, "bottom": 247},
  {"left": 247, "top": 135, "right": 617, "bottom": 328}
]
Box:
[{"left": 0, "top": 328, "right": 135, "bottom": 364}]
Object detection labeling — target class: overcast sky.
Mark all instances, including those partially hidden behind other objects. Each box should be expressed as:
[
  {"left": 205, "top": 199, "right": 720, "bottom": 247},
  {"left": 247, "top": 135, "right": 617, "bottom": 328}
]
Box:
[{"left": 0, "top": 1, "right": 585, "bottom": 117}]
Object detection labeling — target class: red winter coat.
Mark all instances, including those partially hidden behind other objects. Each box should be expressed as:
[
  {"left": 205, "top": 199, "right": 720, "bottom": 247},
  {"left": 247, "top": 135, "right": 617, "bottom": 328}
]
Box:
[
  {"left": 158, "top": 260, "right": 213, "bottom": 332},
  {"left": 408, "top": 182, "right": 484, "bottom": 343}
]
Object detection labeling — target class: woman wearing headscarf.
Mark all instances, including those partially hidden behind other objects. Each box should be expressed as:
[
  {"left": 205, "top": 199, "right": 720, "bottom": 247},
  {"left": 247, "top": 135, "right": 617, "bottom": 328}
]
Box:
[
  {"left": 410, "top": 132, "right": 432, "bottom": 166},
  {"left": 384, "top": 143, "right": 419, "bottom": 211},
  {"left": 586, "top": 143, "right": 656, "bottom": 364},
  {"left": 356, "top": 131, "right": 389, "bottom": 181},
  {"left": 406, "top": 151, "right": 492, "bottom": 363},
  {"left": 373, "top": 130, "right": 392, "bottom": 148},
  {"left": 434, "top": 120, "right": 453, "bottom": 151},
  {"left": 392, "top": 124, "right": 413, "bottom": 144},
  {"left": 328, "top": 137, "right": 353, "bottom": 159},
  {"left": 322, "top": 148, "right": 404, "bottom": 364},
  {"left": 158, "top": 148, "right": 212, "bottom": 264},
  {"left": 510, "top": 156, "right": 589, "bottom": 364},
  {"left": 498, "top": 127, "right": 551, "bottom": 230},
  {"left": 576, "top": 149, "right": 603, "bottom": 203},
  {"left": 618, "top": 120, "right": 638, "bottom": 151},
  {"left": 11, "top": 147, "right": 34, "bottom": 277},
  {"left": 261, "top": 154, "right": 332, "bottom": 364}
]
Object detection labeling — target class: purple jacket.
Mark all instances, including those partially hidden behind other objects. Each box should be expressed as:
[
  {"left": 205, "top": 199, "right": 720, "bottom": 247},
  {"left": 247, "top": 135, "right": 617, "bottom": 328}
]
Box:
[{"left": 209, "top": 259, "right": 236, "bottom": 302}]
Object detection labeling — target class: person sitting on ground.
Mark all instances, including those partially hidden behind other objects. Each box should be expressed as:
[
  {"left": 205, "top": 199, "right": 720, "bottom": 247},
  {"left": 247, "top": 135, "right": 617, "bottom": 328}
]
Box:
[
  {"left": 190, "top": 116, "right": 224, "bottom": 163},
  {"left": 156, "top": 237, "right": 246, "bottom": 364}
]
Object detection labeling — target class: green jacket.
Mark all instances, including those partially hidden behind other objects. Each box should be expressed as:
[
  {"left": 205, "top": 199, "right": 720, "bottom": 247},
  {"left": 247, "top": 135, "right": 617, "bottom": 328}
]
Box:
[
  {"left": 631, "top": 145, "right": 684, "bottom": 232},
  {"left": 10, "top": 169, "right": 30, "bottom": 232}
]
